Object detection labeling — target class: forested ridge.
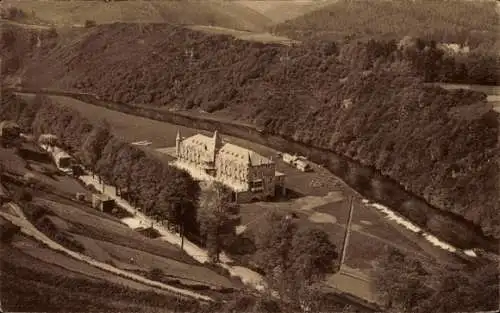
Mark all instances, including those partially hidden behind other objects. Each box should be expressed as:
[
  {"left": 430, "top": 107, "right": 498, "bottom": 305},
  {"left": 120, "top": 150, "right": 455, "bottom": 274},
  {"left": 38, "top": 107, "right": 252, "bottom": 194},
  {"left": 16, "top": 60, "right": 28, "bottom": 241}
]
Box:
[
  {"left": 1, "top": 21, "right": 499, "bottom": 238},
  {"left": 274, "top": 0, "right": 499, "bottom": 48}
]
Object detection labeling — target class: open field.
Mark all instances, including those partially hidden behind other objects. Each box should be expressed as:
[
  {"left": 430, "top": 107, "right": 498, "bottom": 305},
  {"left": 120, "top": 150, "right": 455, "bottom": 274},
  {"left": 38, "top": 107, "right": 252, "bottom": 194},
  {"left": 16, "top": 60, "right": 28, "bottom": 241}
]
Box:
[
  {"left": 33, "top": 94, "right": 287, "bottom": 158},
  {"left": 187, "top": 25, "right": 298, "bottom": 45},
  {"left": 4, "top": 0, "right": 331, "bottom": 30},
  {"left": 30, "top": 196, "right": 235, "bottom": 289},
  {"left": 238, "top": 0, "right": 332, "bottom": 25},
  {"left": 1, "top": 232, "right": 204, "bottom": 312},
  {"left": 436, "top": 83, "right": 500, "bottom": 113},
  {"left": 33, "top": 197, "right": 200, "bottom": 265},
  {"left": 11, "top": 235, "right": 165, "bottom": 292}
]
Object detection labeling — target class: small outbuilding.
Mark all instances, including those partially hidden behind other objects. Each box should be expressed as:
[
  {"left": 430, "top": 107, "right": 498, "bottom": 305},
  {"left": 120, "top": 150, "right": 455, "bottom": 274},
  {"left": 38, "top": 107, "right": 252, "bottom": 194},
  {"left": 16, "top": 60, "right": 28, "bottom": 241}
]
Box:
[
  {"left": 92, "top": 194, "right": 115, "bottom": 213},
  {"left": 0, "top": 120, "right": 21, "bottom": 146},
  {"left": 52, "top": 147, "right": 73, "bottom": 169},
  {"left": 0, "top": 120, "right": 21, "bottom": 138}
]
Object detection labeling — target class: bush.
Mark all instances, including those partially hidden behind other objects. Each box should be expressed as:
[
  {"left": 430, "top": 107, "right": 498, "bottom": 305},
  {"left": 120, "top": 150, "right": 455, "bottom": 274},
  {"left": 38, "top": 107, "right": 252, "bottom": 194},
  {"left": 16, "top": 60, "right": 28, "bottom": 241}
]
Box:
[
  {"left": 14, "top": 187, "right": 33, "bottom": 202},
  {"left": 84, "top": 20, "right": 97, "bottom": 28},
  {"left": 1, "top": 7, "right": 26, "bottom": 20},
  {"left": 47, "top": 27, "right": 58, "bottom": 39},
  {"left": 205, "top": 262, "right": 231, "bottom": 277},
  {"left": 0, "top": 220, "right": 20, "bottom": 243},
  {"left": 147, "top": 268, "right": 164, "bottom": 281}
]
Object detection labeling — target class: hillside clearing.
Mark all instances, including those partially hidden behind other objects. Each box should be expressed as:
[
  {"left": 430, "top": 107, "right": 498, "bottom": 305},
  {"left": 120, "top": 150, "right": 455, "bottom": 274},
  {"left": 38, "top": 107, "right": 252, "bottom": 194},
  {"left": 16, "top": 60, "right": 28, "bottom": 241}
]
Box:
[
  {"left": 187, "top": 25, "right": 298, "bottom": 45},
  {"left": 238, "top": 0, "right": 333, "bottom": 24},
  {"left": 3, "top": 0, "right": 270, "bottom": 31}
]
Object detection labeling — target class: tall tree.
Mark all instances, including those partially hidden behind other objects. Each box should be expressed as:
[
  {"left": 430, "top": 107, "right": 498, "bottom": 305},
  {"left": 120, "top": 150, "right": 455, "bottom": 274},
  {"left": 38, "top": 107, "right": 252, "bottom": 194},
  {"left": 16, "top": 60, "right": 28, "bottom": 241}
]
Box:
[
  {"left": 373, "top": 246, "right": 499, "bottom": 313},
  {"left": 372, "top": 247, "right": 432, "bottom": 313},
  {"left": 158, "top": 168, "right": 199, "bottom": 250},
  {"left": 80, "top": 119, "right": 111, "bottom": 171},
  {"left": 254, "top": 212, "right": 338, "bottom": 308},
  {"left": 197, "top": 181, "right": 237, "bottom": 262}
]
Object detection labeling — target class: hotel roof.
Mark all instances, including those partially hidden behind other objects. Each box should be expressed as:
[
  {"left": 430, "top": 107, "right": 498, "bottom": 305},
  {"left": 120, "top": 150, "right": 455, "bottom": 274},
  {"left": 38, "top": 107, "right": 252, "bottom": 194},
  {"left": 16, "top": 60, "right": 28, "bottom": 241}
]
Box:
[
  {"left": 179, "top": 130, "right": 273, "bottom": 167},
  {"left": 218, "top": 143, "right": 273, "bottom": 167}
]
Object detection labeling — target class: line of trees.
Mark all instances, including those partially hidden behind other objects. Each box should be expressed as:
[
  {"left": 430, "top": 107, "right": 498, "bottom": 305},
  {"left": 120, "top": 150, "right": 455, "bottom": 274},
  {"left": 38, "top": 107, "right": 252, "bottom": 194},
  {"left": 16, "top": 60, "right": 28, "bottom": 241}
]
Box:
[
  {"left": 1, "top": 93, "right": 203, "bottom": 244},
  {"left": 197, "top": 181, "right": 238, "bottom": 262}
]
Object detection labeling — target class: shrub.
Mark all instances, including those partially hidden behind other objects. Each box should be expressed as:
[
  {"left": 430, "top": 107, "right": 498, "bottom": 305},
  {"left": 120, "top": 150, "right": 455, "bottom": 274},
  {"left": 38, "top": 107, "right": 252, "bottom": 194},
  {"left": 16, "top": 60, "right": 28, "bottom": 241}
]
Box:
[
  {"left": 14, "top": 187, "right": 33, "bottom": 202},
  {"left": 0, "top": 220, "right": 20, "bottom": 243},
  {"left": 84, "top": 20, "right": 97, "bottom": 28},
  {"left": 1, "top": 7, "right": 26, "bottom": 20},
  {"left": 147, "top": 268, "right": 164, "bottom": 281}
]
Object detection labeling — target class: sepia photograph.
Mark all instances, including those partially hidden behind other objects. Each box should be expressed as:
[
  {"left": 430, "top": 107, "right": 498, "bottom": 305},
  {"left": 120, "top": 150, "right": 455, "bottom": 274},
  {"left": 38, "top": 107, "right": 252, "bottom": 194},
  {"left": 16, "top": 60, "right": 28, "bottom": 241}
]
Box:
[{"left": 0, "top": 0, "right": 498, "bottom": 312}]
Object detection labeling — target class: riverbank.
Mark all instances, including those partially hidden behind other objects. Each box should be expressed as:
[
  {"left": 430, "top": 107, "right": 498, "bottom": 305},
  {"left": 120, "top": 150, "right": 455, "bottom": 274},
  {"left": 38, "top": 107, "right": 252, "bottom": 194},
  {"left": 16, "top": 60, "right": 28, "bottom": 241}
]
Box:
[{"left": 12, "top": 87, "right": 497, "bottom": 255}]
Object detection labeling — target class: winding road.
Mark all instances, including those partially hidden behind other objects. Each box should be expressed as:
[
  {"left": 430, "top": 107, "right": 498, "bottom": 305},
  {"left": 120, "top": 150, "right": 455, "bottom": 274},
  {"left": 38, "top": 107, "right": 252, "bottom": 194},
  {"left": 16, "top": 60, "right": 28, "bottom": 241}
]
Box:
[{"left": 0, "top": 202, "right": 214, "bottom": 303}]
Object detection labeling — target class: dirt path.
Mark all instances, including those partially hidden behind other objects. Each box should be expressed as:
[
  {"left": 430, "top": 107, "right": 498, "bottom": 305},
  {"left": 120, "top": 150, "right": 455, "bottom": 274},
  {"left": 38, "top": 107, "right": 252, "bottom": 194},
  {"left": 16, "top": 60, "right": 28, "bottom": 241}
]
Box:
[
  {"left": 80, "top": 174, "right": 268, "bottom": 291},
  {"left": 0, "top": 202, "right": 214, "bottom": 302}
]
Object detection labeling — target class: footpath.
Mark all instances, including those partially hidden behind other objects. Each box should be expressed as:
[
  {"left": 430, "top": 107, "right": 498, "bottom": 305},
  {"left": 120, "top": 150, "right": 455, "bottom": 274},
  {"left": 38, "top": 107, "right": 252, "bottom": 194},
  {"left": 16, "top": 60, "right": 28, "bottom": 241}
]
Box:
[
  {"left": 80, "top": 175, "right": 267, "bottom": 291},
  {"left": 0, "top": 202, "right": 214, "bottom": 302}
]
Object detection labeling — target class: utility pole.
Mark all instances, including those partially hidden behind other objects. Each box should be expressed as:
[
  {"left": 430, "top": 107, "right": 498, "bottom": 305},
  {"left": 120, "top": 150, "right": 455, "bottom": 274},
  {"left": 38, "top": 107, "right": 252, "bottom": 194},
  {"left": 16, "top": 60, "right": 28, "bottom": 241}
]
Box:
[{"left": 339, "top": 196, "right": 354, "bottom": 271}]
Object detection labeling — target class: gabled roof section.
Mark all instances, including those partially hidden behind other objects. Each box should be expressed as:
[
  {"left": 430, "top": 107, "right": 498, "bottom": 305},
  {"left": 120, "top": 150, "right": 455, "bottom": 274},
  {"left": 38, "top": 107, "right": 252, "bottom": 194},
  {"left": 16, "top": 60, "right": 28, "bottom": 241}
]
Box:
[
  {"left": 181, "top": 133, "right": 218, "bottom": 162},
  {"left": 182, "top": 134, "right": 212, "bottom": 147},
  {"left": 218, "top": 143, "right": 273, "bottom": 166}
]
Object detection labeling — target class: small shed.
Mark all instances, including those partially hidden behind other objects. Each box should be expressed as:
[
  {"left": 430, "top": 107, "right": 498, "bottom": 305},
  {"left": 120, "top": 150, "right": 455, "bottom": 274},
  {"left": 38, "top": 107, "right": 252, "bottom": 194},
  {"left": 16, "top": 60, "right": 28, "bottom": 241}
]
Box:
[
  {"left": 53, "top": 147, "right": 73, "bottom": 168},
  {"left": 0, "top": 121, "right": 21, "bottom": 147},
  {"left": 0, "top": 120, "right": 21, "bottom": 139},
  {"left": 92, "top": 194, "right": 115, "bottom": 213},
  {"left": 282, "top": 153, "right": 297, "bottom": 164}
]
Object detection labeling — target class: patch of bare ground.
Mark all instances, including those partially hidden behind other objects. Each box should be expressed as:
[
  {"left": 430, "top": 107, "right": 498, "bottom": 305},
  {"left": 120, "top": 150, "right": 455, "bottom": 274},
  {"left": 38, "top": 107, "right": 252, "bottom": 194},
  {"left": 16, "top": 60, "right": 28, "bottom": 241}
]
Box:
[
  {"left": 187, "top": 25, "right": 298, "bottom": 45},
  {"left": 5, "top": 232, "right": 166, "bottom": 293},
  {"left": 237, "top": 0, "right": 334, "bottom": 25},
  {"left": 1, "top": 233, "right": 205, "bottom": 312},
  {"left": 3, "top": 0, "right": 271, "bottom": 31},
  {"left": 33, "top": 197, "right": 198, "bottom": 265}
]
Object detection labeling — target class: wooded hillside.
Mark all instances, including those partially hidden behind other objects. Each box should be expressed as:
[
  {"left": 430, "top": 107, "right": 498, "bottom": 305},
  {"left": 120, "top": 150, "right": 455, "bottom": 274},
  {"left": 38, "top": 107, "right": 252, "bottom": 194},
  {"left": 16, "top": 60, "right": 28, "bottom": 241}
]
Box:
[
  {"left": 274, "top": 0, "right": 499, "bottom": 48},
  {"left": 2, "top": 22, "right": 499, "bottom": 238}
]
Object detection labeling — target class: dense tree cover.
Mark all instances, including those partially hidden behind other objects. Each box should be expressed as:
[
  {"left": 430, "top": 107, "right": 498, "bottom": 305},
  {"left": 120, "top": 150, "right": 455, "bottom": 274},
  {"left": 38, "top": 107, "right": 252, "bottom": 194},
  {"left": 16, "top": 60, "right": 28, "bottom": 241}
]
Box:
[
  {"left": 0, "top": 23, "right": 57, "bottom": 77},
  {"left": 373, "top": 247, "right": 499, "bottom": 313},
  {"left": 253, "top": 211, "right": 338, "bottom": 309},
  {"left": 273, "top": 0, "right": 500, "bottom": 85},
  {"left": 197, "top": 181, "right": 238, "bottom": 262},
  {"left": 0, "top": 93, "right": 201, "bottom": 238},
  {"left": 9, "top": 22, "right": 498, "bottom": 238},
  {"left": 274, "top": 0, "right": 499, "bottom": 47}
]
